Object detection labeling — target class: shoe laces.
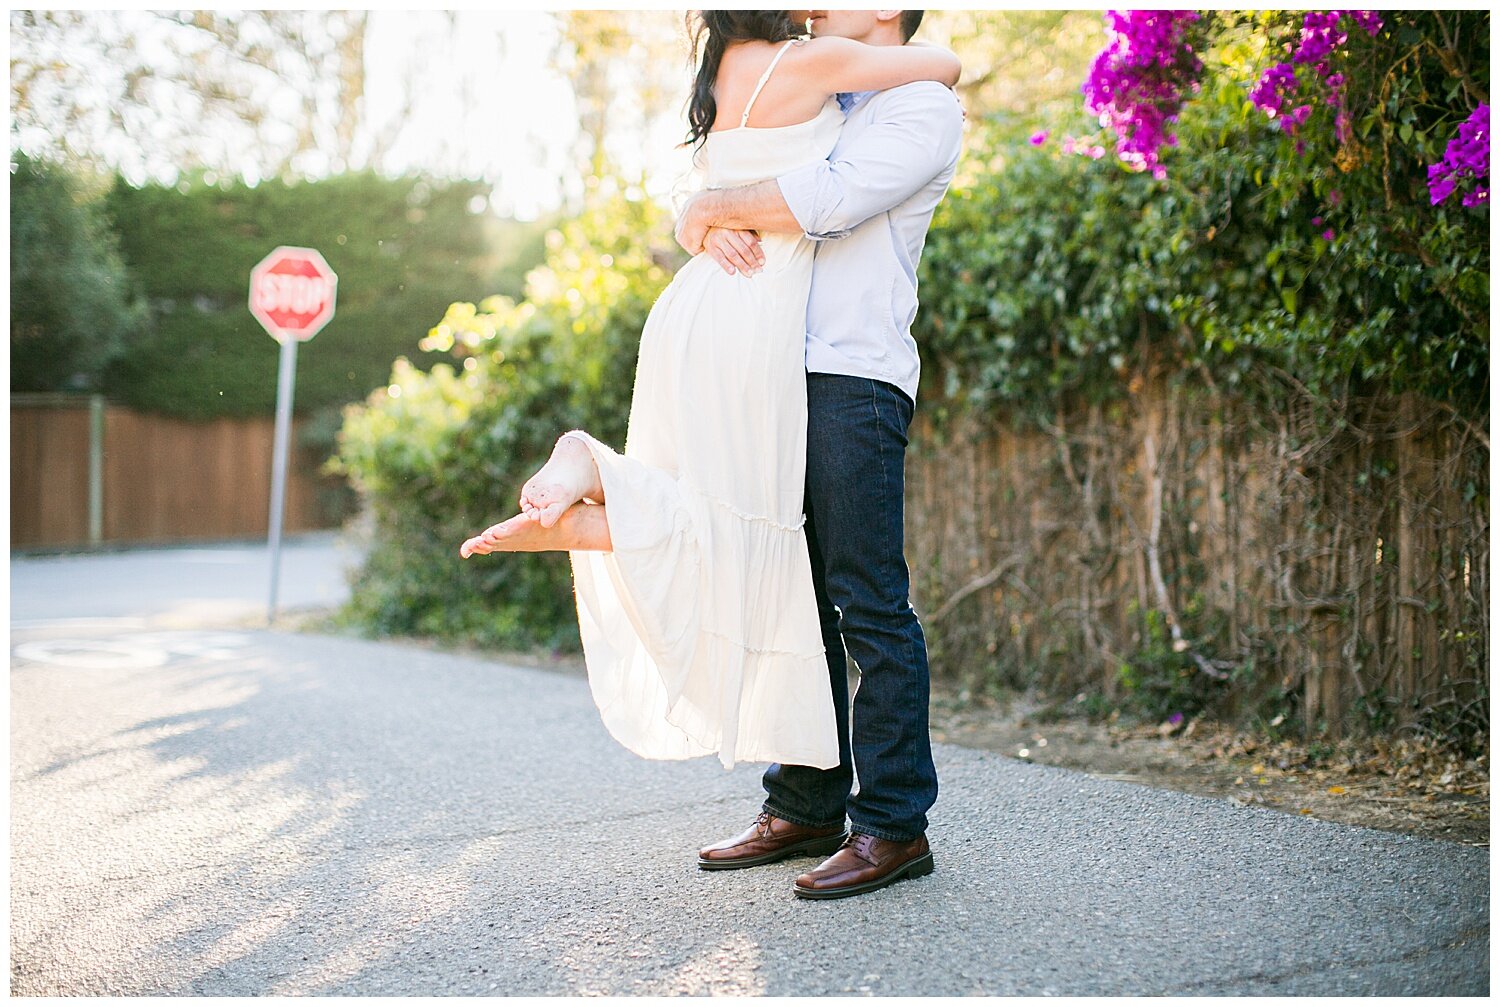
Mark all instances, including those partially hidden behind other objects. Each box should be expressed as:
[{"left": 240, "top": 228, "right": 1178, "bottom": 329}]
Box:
[
  {"left": 841, "top": 831, "right": 879, "bottom": 864},
  {"left": 754, "top": 810, "right": 776, "bottom": 838}
]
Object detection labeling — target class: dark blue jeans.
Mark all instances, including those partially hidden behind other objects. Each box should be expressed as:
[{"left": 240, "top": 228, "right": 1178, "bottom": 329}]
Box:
[{"left": 761, "top": 373, "right": 938, "bottom": 843}]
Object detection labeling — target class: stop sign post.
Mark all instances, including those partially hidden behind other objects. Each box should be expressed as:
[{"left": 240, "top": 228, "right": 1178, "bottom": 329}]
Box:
[{"left": 249, "top": 246, "right": 338, "bottom": 624}]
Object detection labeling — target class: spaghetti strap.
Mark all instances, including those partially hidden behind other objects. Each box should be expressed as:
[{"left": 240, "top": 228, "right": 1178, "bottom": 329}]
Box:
[{"left": 740, "top": 39, "right": 798, "bottom": 128}]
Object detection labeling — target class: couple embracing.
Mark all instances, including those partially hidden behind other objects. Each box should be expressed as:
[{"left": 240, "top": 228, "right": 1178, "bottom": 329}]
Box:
[{"left": 461, "top": 9, "right": 963, "bottom": 901}]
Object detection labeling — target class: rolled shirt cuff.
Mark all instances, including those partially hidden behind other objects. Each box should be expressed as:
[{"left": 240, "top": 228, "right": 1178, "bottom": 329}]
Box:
[{"left": 775, "top": 165, "right": 852, "bottom": 242}]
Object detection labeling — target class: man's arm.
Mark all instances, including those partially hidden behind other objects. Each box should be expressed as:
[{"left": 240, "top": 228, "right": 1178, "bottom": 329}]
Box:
[
  {"left": 675, "top": 184, "right": 801, "bottom": 261},
  {"left": 676, "top": 82, "right": 963, "bottom": 257},
  {"left": 778, "top": 83, "right": 963, "bottom": 239}
]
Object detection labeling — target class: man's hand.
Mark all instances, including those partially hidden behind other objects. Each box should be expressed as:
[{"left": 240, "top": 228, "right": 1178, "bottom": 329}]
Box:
[
  {"left": 674, "top": 193, "right": 712, "bottom": 257},
  {"left": 702, "top": 227, "right": 764, "bottom": 276}
]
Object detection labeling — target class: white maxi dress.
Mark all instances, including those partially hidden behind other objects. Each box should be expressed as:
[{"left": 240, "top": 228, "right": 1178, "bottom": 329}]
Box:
[{"left": 566, "top": 49, "right": 843, "bottom": 771}]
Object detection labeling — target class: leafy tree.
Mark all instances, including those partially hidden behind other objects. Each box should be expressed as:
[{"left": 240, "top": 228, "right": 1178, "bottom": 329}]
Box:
[
  {"left": 9, "top": 153, "right": 145, "bottom": 392},
  {"left": 10, "top": 11, "right": 379, "bottom": 182}
]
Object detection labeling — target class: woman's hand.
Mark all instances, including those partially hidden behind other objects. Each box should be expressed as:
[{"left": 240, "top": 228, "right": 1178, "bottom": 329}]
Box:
[{"left": 702, "top": 227, "right": 764, "bottom": 276}]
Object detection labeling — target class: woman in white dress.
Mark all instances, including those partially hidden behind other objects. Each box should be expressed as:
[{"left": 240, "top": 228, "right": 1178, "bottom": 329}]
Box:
[{"left": 460, "top": 11, "right": 959, "bottom": 771}]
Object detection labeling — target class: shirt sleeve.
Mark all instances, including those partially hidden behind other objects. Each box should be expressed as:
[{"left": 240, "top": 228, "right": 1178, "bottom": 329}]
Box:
[{"left": 775, "top": 82, "right": 964, "bottom": 241}]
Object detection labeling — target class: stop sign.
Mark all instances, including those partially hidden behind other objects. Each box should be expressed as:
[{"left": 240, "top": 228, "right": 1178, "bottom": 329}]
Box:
[{"left": 249, "top": 246, "right": 338, "bottom": 343}]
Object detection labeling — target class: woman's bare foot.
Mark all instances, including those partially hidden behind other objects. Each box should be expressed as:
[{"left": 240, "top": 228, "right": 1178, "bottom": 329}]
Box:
[
  {"left": 518, "top": 433, "right": 605, "bottom": 529},
  {"left": 459, "top": 501, "right": 613, "bottom": 557}
]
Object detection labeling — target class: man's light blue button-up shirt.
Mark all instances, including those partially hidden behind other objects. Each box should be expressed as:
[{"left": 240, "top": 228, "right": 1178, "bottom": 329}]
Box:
[{"left": 775, "top": 80, "right": 964, "bottom": 404}]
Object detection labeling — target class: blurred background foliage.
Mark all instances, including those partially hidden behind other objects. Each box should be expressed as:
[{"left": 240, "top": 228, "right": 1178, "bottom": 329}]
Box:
[
  {"left": 921, "top": 9, "right": 1488, "bottom": 428},
  {"left": 99, "top": 172, "right": 549, "bottom": 431},
  {"left": 10, "top": 153, "right": 146, "bottom": 393},
  {"left": 328, "top": 182, "right": 678, "bottom": 648}
]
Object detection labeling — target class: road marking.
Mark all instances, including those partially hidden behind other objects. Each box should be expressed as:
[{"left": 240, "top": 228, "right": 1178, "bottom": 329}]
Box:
[{"left": 12, "top": 632, "right": 254, "bottom": 669}]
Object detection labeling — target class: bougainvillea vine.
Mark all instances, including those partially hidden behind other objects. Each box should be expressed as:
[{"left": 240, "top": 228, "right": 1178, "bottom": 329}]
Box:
[
  {"left": 1081, "top": 10, "right": 1204, "bottom": 180},
  {"left": 1249, "top": 11, "right": 1383, "bottom": 143},
  {"left": 1428, "top": 103, "right": 1490, "bottom": 208}
]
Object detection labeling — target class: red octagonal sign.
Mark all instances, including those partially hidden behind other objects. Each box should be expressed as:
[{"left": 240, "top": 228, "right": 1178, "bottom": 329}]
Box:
[{"left": 249, "top": 246, "right": 338, "bottom": 343}]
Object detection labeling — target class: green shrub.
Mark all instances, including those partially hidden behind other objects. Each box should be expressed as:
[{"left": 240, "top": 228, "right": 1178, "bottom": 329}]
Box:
[{"left": 329, "top": 182, "right": 680, "bottom": 648}]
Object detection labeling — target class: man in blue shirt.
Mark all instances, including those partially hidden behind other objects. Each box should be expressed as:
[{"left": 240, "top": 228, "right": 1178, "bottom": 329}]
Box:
[{"left": 680, "top": 9, "right": 963, "bottom": 900}]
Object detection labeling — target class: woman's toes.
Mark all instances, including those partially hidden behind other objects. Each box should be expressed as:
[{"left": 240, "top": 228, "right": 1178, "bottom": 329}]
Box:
[{"left": 539, "top": 500, "right": 568, "bottom": 529}]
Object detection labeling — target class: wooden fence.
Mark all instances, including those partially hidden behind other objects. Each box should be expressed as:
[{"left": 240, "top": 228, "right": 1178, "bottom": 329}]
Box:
[
  {"left": 11, "top": 395, "right": 344, "bottom": 549},
  {"left": 906, "top": 368, "right": 1488, "bottom": 743}
]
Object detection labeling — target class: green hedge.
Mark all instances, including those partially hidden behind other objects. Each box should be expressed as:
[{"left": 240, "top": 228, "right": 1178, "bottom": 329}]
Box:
[{"left": 100, "top": 171, "right": 549, "bottom": 427}]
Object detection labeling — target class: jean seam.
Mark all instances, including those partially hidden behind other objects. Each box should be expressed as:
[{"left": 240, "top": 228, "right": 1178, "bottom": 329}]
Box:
[
  {"left": 876, "top": 380, "right": 918, "bottom": 823},
  {"left": 869, "top": 382, "right": 888, "bottom": 531},
  {"left": 763, "top": 801, "right": 846, "bottom": 831},
  {"left": 882, "top": 380, "right": 929, "bottom": 838},
  {"left": 849, "top": 822, "right": 920, "bottom": 843}
]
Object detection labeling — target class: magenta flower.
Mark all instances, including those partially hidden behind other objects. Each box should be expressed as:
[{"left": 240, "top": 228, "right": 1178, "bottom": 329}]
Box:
[
  {"left": 1429, "top": 171, "right": 1457, "bottom": 205},
  {"left": 1322, "top": 228, "right": 1335, "bottom": 240},
  {"left": 1251, "top": 62, "right": 1298, "bottom": 118},
  {"left": 1428, "top": 103, "right": 1490, "bottom": 208},
  {"left": 1278, "top": 103, "right": 1314, "bottom": 133},
  {"left": 1082, "top": 10, "right": 1203, "bottom": 180},
  {"left": 1344, "top": 10, "right": 1383, "bottom": 36},
  {"left": 1250, "top": 12, "right": 1380, "bottom": 147},
  {"left": 1030, "top": 129, "right": 1050, "bottom": 146},
  {"left": 1293, "top": 11, "right": 1347, "bottom": 66},
  {"left": 1325, "top": 81, "right": 1346, "bottom": 111},
  {"left": 1058, "top": 135, "right": 1110, "bottom": 160}
]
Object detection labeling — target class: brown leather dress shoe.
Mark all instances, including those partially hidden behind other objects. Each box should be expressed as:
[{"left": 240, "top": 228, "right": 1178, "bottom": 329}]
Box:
[
  {"left": 792, "top": 831, "right": 934, "bottom": 899},
  {"left": 697, "top": 811, "right": 848, "bottom": 871}
]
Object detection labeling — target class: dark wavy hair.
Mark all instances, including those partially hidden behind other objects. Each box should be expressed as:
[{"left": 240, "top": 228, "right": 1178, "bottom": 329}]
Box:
[{"left": 684, "top": 10, "right": 799, "bottom": 148}]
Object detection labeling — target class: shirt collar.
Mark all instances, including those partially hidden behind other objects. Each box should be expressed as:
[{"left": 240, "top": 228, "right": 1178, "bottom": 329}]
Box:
[{"left": 836, "top": 90, "right": 877, "bottom": 114}]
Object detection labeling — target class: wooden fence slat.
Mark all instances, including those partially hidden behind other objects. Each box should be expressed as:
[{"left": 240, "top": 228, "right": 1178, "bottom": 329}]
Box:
[
  {"left": 11, "top": 407, "right": 92, "bottom": 547},
  {"left": 905, "top": 378, "right": 1487, "bottom": 743},
  {"left": 13, "top": 402, "right": 339, "bottom": 549}
]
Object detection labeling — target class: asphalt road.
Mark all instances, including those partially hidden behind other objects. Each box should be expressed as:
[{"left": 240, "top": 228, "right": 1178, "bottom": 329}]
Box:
[
  {"left": 9, "top": 539, "right": 1491, "bottom": 995},
  {"left": 12, "top": 532, "right": 360, "bottom": 628}
]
